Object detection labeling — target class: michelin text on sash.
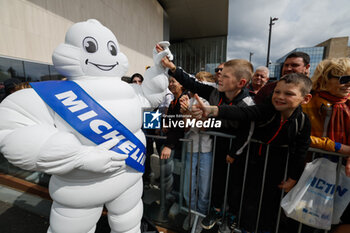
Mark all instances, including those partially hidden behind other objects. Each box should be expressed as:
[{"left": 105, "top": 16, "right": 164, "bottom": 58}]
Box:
[{"left": 55, "top": 90, "right": 145, "bottom": 166}]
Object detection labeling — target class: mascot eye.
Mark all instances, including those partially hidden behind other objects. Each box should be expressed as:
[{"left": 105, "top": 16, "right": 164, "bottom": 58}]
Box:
[
  {"left": 83, "top": 37, "right": 98, "bottom": 53},
  {"left": 107, "top": 41, "right": 117, "bottom": 56}
]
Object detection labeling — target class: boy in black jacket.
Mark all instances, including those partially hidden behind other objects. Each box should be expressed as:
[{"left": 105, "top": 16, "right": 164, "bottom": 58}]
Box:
[
  {"left": 192, "top": 73, "right": 313, "bottom": 232},
  {"left": 160, "top": 56, "right": 255, "bottom": 229}
]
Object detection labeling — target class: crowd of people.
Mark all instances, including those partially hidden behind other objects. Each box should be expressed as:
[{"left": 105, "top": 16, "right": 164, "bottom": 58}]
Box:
[
  {"left": 140, "top": 48, "right": 350, "bottom": 233},
  {"left": 1, "top": 49, "right": 349, "bottom": 233}
]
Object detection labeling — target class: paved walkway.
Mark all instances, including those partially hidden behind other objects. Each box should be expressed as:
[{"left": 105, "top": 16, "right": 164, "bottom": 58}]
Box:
[
  {"left": 0, "top": 185, "right": 180, "bottom": 233},
  {"left": 0, "top": 199, "right": 49, "bottom": 233}
]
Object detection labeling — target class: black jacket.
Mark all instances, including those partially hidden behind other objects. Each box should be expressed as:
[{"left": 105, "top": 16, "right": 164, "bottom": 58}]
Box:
[
  {"left": 219, "top": 102, "right": 311, "bottom": 180},
  {"left": 168, "top": 67, "right": 254, "bottom": 158},
  {"left": 164, "top": 92, "right": 188, "bottom": 149}
]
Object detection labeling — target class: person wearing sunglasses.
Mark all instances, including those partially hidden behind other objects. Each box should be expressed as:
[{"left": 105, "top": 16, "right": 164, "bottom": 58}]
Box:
[
  {"left": 302, "top": 57, "right": 350, "bottom": 232},
  {"left": 214, "top": 63, "right": 224, "bottom": 84},
  {"left": 303, "top": 57, "right": 350, "bottom": 162}
]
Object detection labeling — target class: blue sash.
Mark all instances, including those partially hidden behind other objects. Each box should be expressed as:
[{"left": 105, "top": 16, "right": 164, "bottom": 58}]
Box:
[{"left": 30, "top": 80, "right": 145, "bottom": 173}]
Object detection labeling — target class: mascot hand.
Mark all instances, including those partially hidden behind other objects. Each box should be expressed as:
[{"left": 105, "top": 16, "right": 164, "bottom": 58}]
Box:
[
  {"left": 76, "top": 138, "right": 128, "bottom": 173},
  {"left": 153, "top": 41, "right": 173, "bottom": 69}
]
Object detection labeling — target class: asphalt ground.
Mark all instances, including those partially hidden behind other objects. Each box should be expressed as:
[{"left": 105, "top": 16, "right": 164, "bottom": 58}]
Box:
[
  {"left": 0, "top": 184, "right": 115, "bottom": 233},
  {"left": 0, "top": 184, "right": 182, "bottom": 233},
  {"left": 0, "top": 198, "right": 116, "bottom": 233},
  {"left": 0, "top": 200, "right": 49, "bottom": 233}
]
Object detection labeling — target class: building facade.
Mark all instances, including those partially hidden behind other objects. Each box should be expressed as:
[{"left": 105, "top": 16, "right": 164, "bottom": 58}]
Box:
[
  {"left": 0, "top": 0, "right": 166, "bottom": 83},
  {"left": 0, "top": 0, "right": 229, "bottom": 187},
  {"left": 171, "top": 36, "right": 227, "bottom": 74},
  {"left": 158, "top": 0, "right": 228, "bottom": 75},
  {"left": 0, "top": 1, "right": 230, "bottom": 230}
]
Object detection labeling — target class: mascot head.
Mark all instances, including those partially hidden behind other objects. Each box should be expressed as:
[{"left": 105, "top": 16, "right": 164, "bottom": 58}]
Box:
[{"left": 52, "top": 19, "right": 128, "bottom": 79}]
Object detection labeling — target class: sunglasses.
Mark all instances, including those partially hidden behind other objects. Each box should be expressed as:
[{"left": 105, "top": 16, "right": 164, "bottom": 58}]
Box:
[
  {"left": 339, "top": 75, "right": 350, "bottom": 84},
  {"left": 215, "top": 68, "right": 223, "bottom": 73}
]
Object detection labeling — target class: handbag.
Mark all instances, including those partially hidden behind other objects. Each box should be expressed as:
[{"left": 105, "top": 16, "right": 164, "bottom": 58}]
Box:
[{"left": 281, "top": 157, "right": 350, "bottom": 230}]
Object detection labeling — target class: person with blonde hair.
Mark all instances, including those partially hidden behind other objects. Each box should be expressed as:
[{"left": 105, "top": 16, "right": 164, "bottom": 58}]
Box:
[
  {"left": 195, "top": 71, "right": 215, "bottom": 83},
  {"left": 303, "top": 58, "right": 350, "bottom": 166},
  {"left": 302, "top": 57, "right": 350, "bottom": 231}
]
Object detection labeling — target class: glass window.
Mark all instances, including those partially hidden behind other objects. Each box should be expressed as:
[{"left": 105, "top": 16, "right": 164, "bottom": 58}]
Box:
[
  {"left": 0, "top": 56, "right": 25, "bottom": 82},
  {"left": 171, "top": 36, "right": 227, "bottom": 74},
  {"left": 49, "top": 65, "right": 66, "bottom": 80},
  {"left": 272, "top": 47, "right": 325, "bottom": 79},
  {"left": 23, "top": 61, "right": 50, "bottom": 82}
]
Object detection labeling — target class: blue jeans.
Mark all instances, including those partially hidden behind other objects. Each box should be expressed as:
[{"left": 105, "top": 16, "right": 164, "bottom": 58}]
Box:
[{"left": 183, "top": 151, "right": 212, "bottom": 215}]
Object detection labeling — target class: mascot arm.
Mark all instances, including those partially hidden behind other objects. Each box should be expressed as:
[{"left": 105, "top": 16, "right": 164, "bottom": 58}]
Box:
[
  {"left": 131, "top": 85, "right": 152, "bottom": 111},
  {"left": 1, "top": 125, "right": 72, "bottom": 173},
  {"left": 141, "top": 42, "right": 172, "bottom": 108},
  {"left": 2, "top": 125, "right": 128, "bottom": 175},
  {"left": 0, "top": 90, "right": 127, "bottom": 175},
  {"left": 38, "top": 132, "right": 128, "bottom": 174},
  {"left": 142, "top": 67, "right": 169, "bottom": 108}
]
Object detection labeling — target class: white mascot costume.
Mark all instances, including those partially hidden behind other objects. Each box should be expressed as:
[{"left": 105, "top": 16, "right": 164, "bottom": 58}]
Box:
[{"left": 0, "top": 19, "right": 171, "bottom": 233}]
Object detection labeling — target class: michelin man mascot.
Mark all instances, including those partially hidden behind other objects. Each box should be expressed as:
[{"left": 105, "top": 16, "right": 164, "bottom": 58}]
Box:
[{"left": 0, "top": 19, "right": 171, "bottom": 233}]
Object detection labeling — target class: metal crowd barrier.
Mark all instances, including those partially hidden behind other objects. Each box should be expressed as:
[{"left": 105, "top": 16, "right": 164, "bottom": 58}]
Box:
[
  {"left": 144, "top": 132, "right": 236, "bottom": 232},
  {"left": 145, "top": 132, "right": 349, "bottom": 233},
  {"left": 184, "top": 131, "right": 236, "bottom": 233},
  {"left": 144, "top": 134, "right": 194, "bottom": 224}
]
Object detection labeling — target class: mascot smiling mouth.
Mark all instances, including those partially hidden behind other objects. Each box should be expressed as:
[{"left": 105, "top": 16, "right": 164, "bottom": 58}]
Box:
[{"left": 85, "top": 59, "right": 118, "bottom": 71}]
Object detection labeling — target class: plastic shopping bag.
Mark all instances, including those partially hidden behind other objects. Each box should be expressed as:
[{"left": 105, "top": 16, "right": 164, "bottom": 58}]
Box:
[
  {"left": 281, "top": 158, "right": 336, "bottom": 230},
  {"left": 332, "top": 165, "right": 350, "bottom": 224}
]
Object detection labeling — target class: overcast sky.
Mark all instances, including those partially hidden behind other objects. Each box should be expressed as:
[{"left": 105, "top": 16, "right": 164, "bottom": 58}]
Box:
[{"left": 227, "top": 0, "right": 350, "bottom": 68}]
